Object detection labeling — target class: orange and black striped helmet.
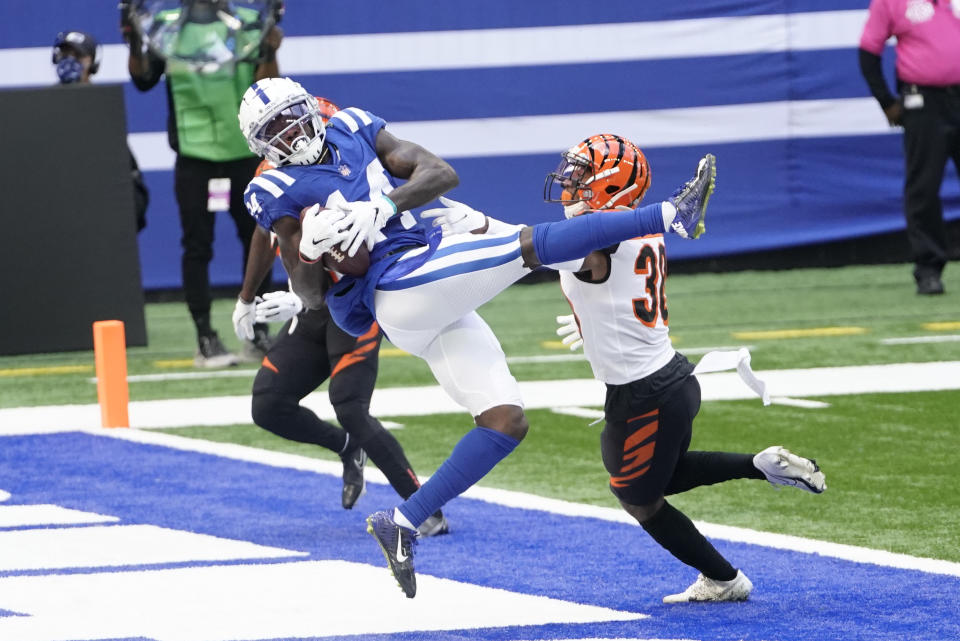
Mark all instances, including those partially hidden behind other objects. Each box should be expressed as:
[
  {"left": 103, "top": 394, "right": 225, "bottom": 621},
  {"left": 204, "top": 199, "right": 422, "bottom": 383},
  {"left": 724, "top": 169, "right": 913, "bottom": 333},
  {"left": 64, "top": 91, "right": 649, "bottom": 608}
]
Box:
[{"left": 544, "top": 133, "right": 651, "bottom": 218}]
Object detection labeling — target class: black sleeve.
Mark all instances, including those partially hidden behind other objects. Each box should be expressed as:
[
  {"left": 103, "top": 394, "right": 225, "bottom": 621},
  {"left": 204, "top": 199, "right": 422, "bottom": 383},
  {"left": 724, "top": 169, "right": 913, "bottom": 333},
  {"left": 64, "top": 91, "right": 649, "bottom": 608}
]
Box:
[
  {"left": 129, "top": 52, "right": 166, "bottom": 92},
  {"left": 858, "top": 48, "right": 898, "bottom": 110}
]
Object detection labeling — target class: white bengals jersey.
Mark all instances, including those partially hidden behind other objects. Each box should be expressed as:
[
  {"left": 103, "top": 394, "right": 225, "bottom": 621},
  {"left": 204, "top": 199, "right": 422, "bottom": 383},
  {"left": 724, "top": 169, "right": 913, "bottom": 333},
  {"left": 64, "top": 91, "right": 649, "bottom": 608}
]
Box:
[{"left": 560, "top": 235, "right": 675, "bottom": 385}]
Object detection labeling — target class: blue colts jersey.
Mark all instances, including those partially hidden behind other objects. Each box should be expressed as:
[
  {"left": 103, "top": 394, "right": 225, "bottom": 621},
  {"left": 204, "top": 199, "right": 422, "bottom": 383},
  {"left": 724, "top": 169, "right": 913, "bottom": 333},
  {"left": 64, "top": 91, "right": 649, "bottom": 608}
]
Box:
[{"left": 243, "top": 107, "right": 441, "bottom": 336}]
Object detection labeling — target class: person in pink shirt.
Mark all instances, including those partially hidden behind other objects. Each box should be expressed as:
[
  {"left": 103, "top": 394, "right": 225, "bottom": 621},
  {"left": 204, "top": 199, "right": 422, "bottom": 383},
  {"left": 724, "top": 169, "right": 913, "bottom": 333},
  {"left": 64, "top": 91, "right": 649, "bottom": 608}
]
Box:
[{"left": 859, "top": 0, "right": 960, "bottom": 295}]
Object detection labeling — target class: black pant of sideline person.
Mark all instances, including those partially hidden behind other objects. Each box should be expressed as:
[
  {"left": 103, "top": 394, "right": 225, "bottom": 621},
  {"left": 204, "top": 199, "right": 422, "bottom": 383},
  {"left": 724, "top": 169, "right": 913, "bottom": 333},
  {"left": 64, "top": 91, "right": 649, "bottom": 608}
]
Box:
[
  {"left": 899, "top": 82, "right": 960, "bottom": 295},
  {"left": 175, "top": 154, "right": 269, "bottom": 356}
]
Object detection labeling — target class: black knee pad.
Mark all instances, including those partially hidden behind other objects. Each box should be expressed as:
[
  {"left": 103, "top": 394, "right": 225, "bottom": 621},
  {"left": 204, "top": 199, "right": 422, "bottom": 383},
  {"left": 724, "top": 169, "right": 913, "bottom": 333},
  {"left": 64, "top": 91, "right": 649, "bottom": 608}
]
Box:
[
  {"left": 334, "top": 401, "right": 378, "bottom": 444},
  {"left": 251, "top": 391, "right": 298, "bottom": 437}
]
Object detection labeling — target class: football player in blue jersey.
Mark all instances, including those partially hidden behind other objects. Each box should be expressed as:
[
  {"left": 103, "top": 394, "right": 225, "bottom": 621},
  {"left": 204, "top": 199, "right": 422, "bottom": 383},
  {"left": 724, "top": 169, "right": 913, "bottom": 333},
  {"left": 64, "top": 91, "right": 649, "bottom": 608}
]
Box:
[
  {"left": 238, "top": 76, "right": 715, "bottom": 598},
  {"left": 232, "top": 97, "right": 447, "bottom": 535}
]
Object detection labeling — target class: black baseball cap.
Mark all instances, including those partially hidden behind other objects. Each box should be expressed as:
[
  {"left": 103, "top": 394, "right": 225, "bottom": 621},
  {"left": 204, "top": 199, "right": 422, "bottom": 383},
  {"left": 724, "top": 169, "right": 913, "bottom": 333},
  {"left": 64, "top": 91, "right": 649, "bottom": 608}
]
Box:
[{"left": 53, "top": 31, "right": 101, "bottom": 73}]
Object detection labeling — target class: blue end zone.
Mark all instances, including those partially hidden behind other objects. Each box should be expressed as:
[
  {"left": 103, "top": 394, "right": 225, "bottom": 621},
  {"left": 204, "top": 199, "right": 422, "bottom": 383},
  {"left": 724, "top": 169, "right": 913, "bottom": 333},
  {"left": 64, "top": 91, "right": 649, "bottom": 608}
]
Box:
[{"left": 0, "top": 432, "right": 956, "bottom": 641}]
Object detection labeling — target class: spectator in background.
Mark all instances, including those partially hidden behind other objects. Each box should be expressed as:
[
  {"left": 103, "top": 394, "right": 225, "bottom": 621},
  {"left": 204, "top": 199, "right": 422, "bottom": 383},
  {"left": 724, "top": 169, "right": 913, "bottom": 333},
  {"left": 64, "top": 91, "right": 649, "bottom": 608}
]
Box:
[
  {"left": 53, "top": 30, "right": 149, "bottom": 233},
  {"left": 121, "top": 0, "right": 282, "bottom": 366},
  {"left": 859, "top": 0, "right": 960, "bottom": 295}
]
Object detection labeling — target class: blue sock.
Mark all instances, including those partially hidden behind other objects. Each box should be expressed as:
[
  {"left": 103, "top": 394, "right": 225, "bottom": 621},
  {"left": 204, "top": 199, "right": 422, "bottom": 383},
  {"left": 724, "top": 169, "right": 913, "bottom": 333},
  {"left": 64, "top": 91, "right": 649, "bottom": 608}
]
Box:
[
  {"left": 531, "top": 202, "right": 665, "bottom": 266},
  {"left": 398, "top": 426, "right": 519, "bottom": 527}
]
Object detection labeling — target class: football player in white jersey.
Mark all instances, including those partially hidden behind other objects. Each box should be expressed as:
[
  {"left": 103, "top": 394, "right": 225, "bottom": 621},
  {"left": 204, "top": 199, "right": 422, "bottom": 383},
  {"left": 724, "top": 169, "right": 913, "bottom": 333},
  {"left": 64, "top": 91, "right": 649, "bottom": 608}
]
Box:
[
  {"left": 549, "top": 134, "right": 827, "bottom": 602},
  {"left": 239, "top": 78, "right": 717, "bottom": 598},
  {"left": 430, "top": 133, "right": 828, "bottom": 603}
]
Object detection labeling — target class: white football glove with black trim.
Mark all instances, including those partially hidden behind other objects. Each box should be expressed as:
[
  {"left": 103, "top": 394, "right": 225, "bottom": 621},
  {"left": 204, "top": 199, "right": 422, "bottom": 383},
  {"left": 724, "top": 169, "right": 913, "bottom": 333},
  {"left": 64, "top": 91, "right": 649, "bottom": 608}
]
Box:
[
  {"left": 298, "top": 204, "right": 347, "bottom": 262},
  {"left": 556, "top": 314, "right": 583, "bottom": 351}
]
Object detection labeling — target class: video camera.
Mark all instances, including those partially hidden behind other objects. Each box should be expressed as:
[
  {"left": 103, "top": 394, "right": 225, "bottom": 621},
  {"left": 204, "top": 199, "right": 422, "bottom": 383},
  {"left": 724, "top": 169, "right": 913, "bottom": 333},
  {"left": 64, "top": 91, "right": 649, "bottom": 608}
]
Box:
[{"left": 121, "top": 0, "right": 284, "bottom": 72}]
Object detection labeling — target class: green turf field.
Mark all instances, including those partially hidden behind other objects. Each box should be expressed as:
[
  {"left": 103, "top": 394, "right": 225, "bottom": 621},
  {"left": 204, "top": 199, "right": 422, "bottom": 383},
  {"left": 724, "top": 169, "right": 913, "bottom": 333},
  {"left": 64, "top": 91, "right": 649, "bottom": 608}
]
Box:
[{"left": 2, "top": 262, "right": 959, "bottom": 561}]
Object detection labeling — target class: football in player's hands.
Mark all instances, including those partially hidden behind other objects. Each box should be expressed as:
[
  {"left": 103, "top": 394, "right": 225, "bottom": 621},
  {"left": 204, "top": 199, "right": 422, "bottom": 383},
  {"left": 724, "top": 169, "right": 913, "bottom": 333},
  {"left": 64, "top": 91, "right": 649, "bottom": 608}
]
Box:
[
  {"left": 298, "top": 204, "right": 369, "bottom": 276},
  {"left": 322, "top": 242, "right": 370, "bottom": 277}
]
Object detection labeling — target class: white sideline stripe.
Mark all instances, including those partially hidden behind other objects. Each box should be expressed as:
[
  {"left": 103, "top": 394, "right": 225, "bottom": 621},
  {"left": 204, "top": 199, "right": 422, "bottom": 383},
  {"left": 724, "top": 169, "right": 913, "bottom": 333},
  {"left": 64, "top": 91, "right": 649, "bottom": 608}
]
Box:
[
  {"left": 0, "top": 10, "right": 867, "bottom": 88},
  {"left": 5, "top": 361, "right": 960, "bottom": 432},
  {"left": 130, "top": 97, "right": 892, "bottom": 171},
  {"left": 551, "top": 407, "right": 606, "bottom": 420},
  {"left": 42, "top": 426, "right": 960, "bottom": 579},
  {"left": 769, "top": 396, "right": 831, "bottom": 409},
  {"left": 96, "top": 368, "right": 258, "bottom": 383},
  {"left": 0, "top": 505, "right": 118, "bottom": 528},
  {"left": 103, "top": 348, "right": 751, "bottom": 382},
  {"left": 881, "top": 334, "right": 960, "bottom": 345}
]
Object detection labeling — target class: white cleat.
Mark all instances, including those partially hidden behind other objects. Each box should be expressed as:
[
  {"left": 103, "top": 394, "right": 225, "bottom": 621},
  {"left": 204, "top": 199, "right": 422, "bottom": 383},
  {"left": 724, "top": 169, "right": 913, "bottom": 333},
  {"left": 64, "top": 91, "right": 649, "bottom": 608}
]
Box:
[
  {"left": 663, "top": 570, "right": 753, "bottom": 603},
  {"left": 754, "top": 445, "right": 826, "bottom": 494}
]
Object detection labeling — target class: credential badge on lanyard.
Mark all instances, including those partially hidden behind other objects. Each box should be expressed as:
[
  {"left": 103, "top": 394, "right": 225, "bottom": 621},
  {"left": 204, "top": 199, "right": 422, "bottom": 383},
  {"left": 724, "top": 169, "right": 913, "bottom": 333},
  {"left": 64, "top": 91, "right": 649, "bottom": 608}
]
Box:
[{"left": 208, "top": 178, "right": 231, "bottom": 212}]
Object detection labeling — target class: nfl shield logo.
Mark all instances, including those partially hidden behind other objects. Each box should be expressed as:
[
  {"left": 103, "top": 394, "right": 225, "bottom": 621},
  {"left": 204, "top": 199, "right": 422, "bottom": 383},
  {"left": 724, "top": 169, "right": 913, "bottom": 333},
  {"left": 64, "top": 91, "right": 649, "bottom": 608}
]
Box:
[{"left": 339, "top": 165, "right": 351, "bottom": 176}]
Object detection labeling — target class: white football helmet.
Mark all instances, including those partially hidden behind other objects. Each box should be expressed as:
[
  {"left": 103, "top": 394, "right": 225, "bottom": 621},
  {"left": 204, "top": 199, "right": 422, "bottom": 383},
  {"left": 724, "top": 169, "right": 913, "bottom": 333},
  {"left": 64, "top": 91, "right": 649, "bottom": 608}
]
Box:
[{"left": 238, "top": 77, "right": 326, "bottom": 166}]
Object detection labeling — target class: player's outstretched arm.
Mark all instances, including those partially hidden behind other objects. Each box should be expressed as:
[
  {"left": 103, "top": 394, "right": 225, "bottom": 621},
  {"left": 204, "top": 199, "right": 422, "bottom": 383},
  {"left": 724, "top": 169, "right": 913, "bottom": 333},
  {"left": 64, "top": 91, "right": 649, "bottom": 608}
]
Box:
[
  {"left": 375, "top": 129, "right": 459, "bottom": 212},
  {"left": 519, "top": 154, "right": 716, "bottom": 268},
  {"left": 334, "top": 129, "right": 460, "bottom": 256},
  {"left": 238, "top": 226, "right": 277, "bottom": 303}
]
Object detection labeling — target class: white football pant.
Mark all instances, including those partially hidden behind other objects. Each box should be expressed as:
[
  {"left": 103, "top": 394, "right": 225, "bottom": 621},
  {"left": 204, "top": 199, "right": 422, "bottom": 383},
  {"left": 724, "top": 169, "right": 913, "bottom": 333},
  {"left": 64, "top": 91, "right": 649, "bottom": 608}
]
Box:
[{"left": 374, "top": 229, "right": 528, "bottom": 416}]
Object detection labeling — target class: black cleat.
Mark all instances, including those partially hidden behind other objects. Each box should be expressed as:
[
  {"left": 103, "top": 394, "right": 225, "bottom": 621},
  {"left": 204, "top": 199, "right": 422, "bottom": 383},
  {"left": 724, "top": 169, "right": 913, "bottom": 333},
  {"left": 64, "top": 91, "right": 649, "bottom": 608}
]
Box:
[
  {"left": 366, "top": 510, "right": 418, "bottom": 598},
  {"left": 340, "top": 446, "right": 367, "bottom": 509},
  {"left": 417, "top": 510, "right": 450, "bottom": 537},
  {"left": 194, "top": 332, "right": 240, "bottom": 369},
  {"left": 916, "top": 275, "right": 945, "bottom": 295}
]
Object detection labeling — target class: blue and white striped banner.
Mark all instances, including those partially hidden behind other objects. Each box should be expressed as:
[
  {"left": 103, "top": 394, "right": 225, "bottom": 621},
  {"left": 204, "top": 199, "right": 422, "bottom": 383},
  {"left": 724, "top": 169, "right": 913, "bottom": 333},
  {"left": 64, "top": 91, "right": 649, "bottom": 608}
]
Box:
[{"left": 2, "top": 1, "right": 956, "bottom": 289}]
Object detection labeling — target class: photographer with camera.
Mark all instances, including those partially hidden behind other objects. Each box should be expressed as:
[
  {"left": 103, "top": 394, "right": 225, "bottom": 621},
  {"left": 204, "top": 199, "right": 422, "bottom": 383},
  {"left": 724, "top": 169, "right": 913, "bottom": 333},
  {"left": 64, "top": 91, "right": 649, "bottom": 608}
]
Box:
[{"left": 121, "top": 0, "right": 284, "bottom": 366}]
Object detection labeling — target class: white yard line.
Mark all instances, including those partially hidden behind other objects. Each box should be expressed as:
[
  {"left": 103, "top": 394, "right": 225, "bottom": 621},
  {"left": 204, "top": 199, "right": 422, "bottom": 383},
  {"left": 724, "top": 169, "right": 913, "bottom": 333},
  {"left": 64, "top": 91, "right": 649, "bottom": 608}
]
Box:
[
  {"left": 115, "top": 346, "right": 753, "bottom": 382},
  {"left": 31, "top": 425, "right": 960, "bottom": 580},
  {"left": 5, "top": 361, "right": 959, "bottom": 433},
  {"left": 770, "top": 397, "right": 831, "bottom": 409},
  {"left": 880, "top": 335, "right": 960, "bottom": 345}
]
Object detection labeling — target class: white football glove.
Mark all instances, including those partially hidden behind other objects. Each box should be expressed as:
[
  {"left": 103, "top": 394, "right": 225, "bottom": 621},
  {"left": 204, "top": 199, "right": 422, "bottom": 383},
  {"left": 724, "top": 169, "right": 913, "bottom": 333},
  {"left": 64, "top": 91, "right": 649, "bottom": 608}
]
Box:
[
  {"left": 556, "top": 314, "right": 583, "bottom": 351},
  {"left": 232, "top": 296, "right": 258, "bottom": 341},
  {"left": 298, "top": 204, "right": 347, "bottom": 262},
  {"left": 255, "top": 290, "right": 304, "bottom": 324},
  {"left": 421, "top": 196, "right": 487, "bottom": 235},
  {"left": 335, "top": 195, "right": 397, "bottom": 257}
]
